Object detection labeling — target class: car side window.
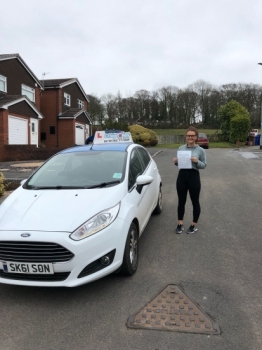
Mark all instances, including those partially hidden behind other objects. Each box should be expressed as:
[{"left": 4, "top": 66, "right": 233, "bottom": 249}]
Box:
[
  {"left": 128, "top": 148, "right": 144, "bottom": 190},
  {"left": 137, "top": 147, "right": 151, "bottom": 170}
]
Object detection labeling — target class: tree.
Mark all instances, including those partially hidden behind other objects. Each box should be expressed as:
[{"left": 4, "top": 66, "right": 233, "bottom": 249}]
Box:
[
  {"left": 190, "top": 80, "right": 215, "bottom": 126},
  {"left": 150, "top": 91, "right": 160, "bottom": 125},
  {"left": 175, "top": 88, "right": 198, "bottom": 126},
  {"left": 134, "top": 90, "right": 151, "bottom": 121},
  {"left": 101, "top": 94, "right": 118, "bottom": 121},
  {"left": 87, "top": 94, "right": 105, "bottom": 125},
  {"left": 88, "top": 80, "right": 262, "bottom": 130},
  {"left": 218, "top": 100, "right": 250, "bottom": 142},
  {"left": 102, "top": 119, "right": 129, "bottom": 131},
  {"left": 156, "top": 86, "right": 179, "bottom": 125}
]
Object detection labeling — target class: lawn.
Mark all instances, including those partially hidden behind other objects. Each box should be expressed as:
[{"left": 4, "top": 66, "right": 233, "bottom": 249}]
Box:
[
  {"left": 152, "top": 128, "right": 260, "bottom": 148},
  {"left": 153, "top": 129, "right": 232, "bottom": 148},
  {"left": 155, "top": 142, "right": 235, "bottom": 149}
]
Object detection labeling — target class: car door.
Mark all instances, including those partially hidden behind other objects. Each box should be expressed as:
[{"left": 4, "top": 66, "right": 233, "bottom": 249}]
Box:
[
  {"left": 127, "top": 147, "right": 154, "bottom": 234},
  {"left": 136, "top": 146, "right": 159, "bottom": 212}
]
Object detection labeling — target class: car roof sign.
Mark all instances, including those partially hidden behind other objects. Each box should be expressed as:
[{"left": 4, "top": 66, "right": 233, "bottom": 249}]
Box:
[{"left": 93, "top": 130, "right": 133, "bottom": 144}]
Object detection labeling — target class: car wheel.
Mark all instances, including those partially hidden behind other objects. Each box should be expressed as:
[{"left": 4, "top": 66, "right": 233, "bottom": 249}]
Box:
[
  {"left": 153, "top": 187, "right": 163, "bottom": 215},
  {"left": 120, "top": 222, "right": 139, "bottom": 275}
]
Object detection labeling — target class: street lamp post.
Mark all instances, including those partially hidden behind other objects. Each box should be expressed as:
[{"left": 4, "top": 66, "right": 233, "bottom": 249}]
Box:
[{"left": 258, "top": 63, "right": 262, "bottom": 149}]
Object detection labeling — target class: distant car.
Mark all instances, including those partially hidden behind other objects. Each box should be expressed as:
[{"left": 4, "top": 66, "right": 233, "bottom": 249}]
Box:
[
  {"left": 0, "top": 131, "right": 162, "bottom": 287},
  {"left": 197, "top": 133, "right": 209, "bottom": 149}
]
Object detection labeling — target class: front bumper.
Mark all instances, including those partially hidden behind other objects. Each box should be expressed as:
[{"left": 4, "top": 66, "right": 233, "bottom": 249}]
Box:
[{"left": 0, "top": 217, "right": 129, "bottom": 287}]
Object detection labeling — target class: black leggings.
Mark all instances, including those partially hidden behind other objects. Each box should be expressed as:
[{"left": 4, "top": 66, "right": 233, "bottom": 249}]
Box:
[{"left": 176, "top": 169, "right": 201, "bottom": 223}]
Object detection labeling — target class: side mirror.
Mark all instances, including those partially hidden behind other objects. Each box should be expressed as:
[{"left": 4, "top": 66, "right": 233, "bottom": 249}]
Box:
[{"left": 136, "top": 175, "right": 153, "bottom": 194}]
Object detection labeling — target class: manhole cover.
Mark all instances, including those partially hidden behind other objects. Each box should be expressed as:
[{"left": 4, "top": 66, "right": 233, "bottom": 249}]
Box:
[{"left": 127, "top": 284, "right": 220, "bottom": 335}]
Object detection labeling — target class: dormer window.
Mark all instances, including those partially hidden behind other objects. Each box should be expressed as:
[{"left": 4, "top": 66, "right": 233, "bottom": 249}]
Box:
[
  {"left": 77, "top": 99, "right": 84, "bottom": 109},
  {"left": 21, "top": 84, "right": 35, "bottom": 102},
  {"left": 64, "top": 92, "right": 71, "bottom": 106},
  {"left": 0, "top": 75, "right": 7, "bottom": 93}
]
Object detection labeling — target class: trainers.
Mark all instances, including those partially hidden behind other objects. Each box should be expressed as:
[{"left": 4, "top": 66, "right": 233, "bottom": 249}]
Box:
[
  {"left": 186, "top": 225, "right": 198, "bottom": 234},
  {"left": 175, "top": 224, "right": 184, "bottom": 234}
]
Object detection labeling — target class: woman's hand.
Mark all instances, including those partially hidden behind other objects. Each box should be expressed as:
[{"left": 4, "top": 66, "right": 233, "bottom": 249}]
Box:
[
  {"left": 191, "top": 157, "right": 198, "bottom": 163},
  {"left": 173, "top": 157, "right": 178, "bottom": 164}
]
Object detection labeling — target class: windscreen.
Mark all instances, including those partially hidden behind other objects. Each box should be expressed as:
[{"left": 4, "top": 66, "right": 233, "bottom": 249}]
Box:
[{"left": 24, "top": 151, "right": 127, "bottom": 189}]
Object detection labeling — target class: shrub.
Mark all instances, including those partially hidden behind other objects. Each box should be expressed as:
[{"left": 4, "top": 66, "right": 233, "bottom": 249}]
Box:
[
  {"left": 129, "top": 125, "right": 158, "bottom": 146},
  {"left": 0, "top": 172, "right": 5, "bottom": 196},
  {"left": 150, "top": 139, "right": 158, "bottom": 146},
  {"left": 230, "top": 116, "right": 250, "bottom": 143},
  {"left": 143, "top": 140, "right": 151, "bottom": 146},
  {"left": 218, "top": 100, "right": 250, "bottom": 141}
]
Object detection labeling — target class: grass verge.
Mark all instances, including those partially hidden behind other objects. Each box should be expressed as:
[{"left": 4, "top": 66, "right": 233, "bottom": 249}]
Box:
[
  {"left": 153, "top": 129, "right": 222, "bottom": 136},
  {"left": 155, "top": 142, "right": 235, "bottom": 149}
]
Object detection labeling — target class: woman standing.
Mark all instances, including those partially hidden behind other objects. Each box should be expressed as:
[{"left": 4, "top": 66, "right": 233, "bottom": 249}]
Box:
[{"left": 173, "top": 126, "right": 207, "bottom": 234}]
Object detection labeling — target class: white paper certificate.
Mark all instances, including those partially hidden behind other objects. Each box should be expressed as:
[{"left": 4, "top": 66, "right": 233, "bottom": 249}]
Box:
[{"left": 177, "top": 150, "right": 192, "bottom": 169}]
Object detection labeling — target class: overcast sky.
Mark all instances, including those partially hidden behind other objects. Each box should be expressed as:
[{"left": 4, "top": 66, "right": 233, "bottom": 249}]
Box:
[{"left": 2, "top": 0, "right": 262, "bottom": 97}]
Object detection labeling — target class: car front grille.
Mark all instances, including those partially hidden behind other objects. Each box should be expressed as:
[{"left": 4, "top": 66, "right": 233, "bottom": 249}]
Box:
[
  {"left": 0, "top": 269, "right": 70, "bottom": 282},
  {"left": 0, "top": 241, "right": 74, "bottom": 263}
]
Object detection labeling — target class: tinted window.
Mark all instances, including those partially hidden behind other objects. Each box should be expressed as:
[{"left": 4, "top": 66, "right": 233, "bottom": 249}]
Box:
[
  {"left": 137, "top": 147, "right": 151, "bottom": 170},
  {"left": 128, "top": 149, "right": 144, "bottom": 190}
]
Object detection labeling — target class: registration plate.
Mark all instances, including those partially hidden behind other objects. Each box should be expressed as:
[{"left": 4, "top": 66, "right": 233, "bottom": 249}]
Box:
[{"left": 2, "top": 261, "right": 54, "bottom": 274}]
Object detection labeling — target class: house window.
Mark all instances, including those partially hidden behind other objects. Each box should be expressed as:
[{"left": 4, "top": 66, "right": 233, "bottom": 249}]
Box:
[
  {"left": 77, "top": 99, "right": 84, "bottom": 109},
  {"left": 50, "top": 126, "right": 56, "bottom": 134},
  {"left": 0, "top": 75, "right": 7, "bottom": 92},
  {"left": 21, "top": 84, "right": 35, "bottom": 102},
  {"left": 64, "top": 93, "right": 71, "bottom": 106}
]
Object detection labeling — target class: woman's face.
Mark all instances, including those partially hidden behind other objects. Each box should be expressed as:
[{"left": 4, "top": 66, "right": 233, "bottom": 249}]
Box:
[{"left": 186, "top": 131, "right": 197, "bottom": 146}]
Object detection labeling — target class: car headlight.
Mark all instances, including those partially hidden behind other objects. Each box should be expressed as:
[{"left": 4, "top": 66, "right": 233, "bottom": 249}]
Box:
[{"left": 70, "top": 203, "right": 120, "bottom": 241}]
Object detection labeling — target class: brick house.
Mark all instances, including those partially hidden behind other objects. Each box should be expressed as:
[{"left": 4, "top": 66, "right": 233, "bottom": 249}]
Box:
[
  {"left": 0, "top": 54, "right": 44, "bottom": 161},
  {"left": 40, "top": 78, "right": 92, "bottom": 149}
]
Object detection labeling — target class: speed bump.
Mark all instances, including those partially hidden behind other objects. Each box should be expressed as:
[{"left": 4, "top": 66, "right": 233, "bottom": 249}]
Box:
[{"left": 127, "top": 284, "right": 220, "bottom": 335}]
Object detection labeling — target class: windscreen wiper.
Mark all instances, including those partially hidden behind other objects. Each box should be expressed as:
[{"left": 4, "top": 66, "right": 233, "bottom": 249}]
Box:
[
  {"left": 86, "top": 180, "right": 120, "bottom": 189},
  {"left": 26, "top": 185, "right": 88, "bottom": 190}
]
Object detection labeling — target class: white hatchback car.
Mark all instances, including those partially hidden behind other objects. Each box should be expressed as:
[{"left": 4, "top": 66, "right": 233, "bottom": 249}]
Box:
[{"left": 0, "top": 131, "right": 162, "bottom": 287}]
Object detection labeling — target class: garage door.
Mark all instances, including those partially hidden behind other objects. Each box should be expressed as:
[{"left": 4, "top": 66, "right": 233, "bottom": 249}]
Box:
[
  {"left": 75, "top": 123, "right": 85, "bottom": 145},
  {"left": 8, "top": 116, "right": 28, "bottom": 144}
]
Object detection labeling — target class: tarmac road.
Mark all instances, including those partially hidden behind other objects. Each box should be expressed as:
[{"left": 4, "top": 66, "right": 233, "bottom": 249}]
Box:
[{"left": 0, "top": 147, "right": 262, "bottom": 350}]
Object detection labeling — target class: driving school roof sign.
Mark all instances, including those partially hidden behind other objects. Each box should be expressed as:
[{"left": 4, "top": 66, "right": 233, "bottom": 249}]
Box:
[{"left": 93, "top": 131, "right": 133, "bottom": 144}]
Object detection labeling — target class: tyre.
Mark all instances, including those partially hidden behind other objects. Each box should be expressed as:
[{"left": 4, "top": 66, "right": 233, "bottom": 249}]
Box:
[
  {"left": 153, "top": 187, "right": 163, "bottom": 215},
  {"left": 120, "top": 222, "right": 139, "bottom": 275}
]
